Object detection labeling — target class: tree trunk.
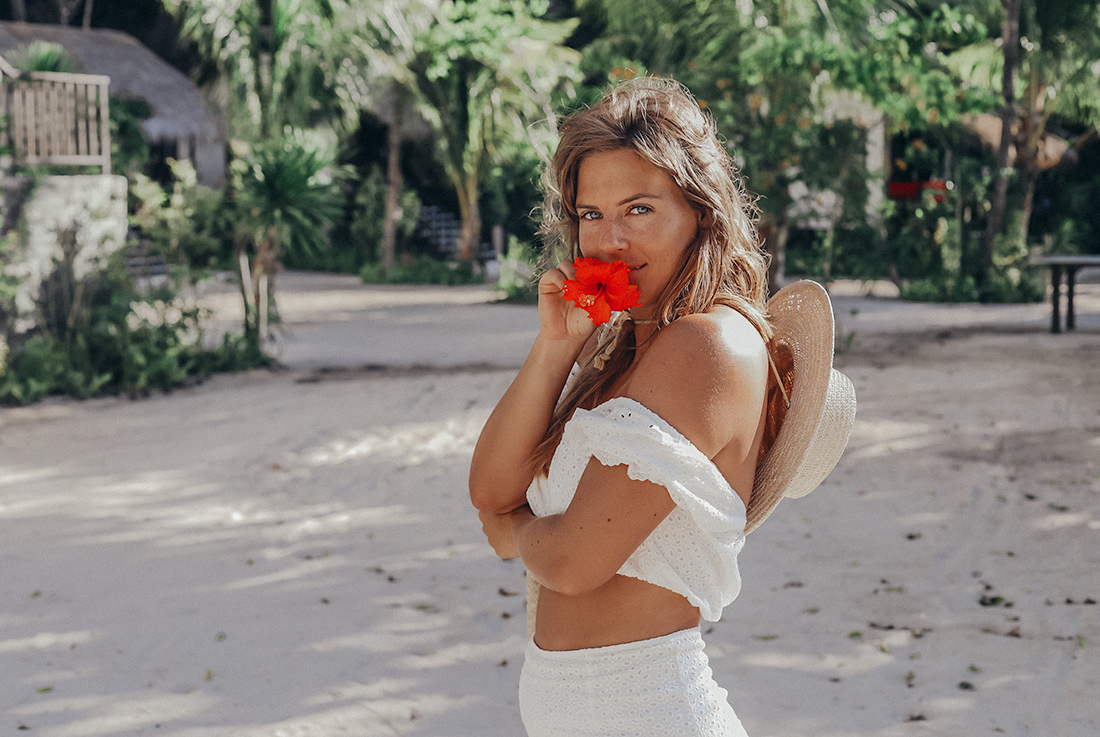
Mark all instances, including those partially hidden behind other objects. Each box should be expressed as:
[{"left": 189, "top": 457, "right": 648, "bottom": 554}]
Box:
[
  {"left": 1015, "top": 122, "right": 1042, "bottom": 252},
  {"left": 237, "top": 249, "right": 258, "bottom": 347},
  {"left": 1011, "top": 65, "right": 1053, "bottom": 254},
  {"left": 1017, "top": 167, "right": 1040, "bottom": 250},
  {"left": 380, "top": 99, "right": 402, "bottom": 278},
  {"left": 759, "top": 213, "right": 787, "bottom": 295},
  {"left": 11, "top": 0, "right": 26, "bottom": 21},
  {"left": 981, "top": 0, "right": 1021, "bottom": 283},
  {"left": 82, "top": 0, "right": 93, "bottom": 28},
  {"left": 250, "top": 227, "right": 279, "bottom": 352},
  {"left": 456, "top": 178, "right": 481, "bottom": 262}
]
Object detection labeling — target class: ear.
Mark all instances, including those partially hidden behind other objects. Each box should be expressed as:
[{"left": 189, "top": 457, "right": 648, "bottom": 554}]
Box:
[{"left": 694, "top": 207, "right": 709, "bottom": 232}]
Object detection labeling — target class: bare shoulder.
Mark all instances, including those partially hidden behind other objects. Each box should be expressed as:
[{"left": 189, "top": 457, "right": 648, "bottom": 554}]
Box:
[
  {"left": 630, "top": 308, "right": 768, "bottom": 394},
  {"left": 622, "top": 307, "right": 768, "bottom": 456}
]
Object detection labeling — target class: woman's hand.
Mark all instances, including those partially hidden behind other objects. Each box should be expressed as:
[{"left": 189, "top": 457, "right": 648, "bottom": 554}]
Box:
[
  {"left": 538, "top": 260, "right": 598, "bottom": 348},
  {"left": 479, "top": 505, "right": 533, "bottom": 560}
]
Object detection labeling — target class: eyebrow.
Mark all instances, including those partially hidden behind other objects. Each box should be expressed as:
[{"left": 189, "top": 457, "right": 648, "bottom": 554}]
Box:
[{"left": 576, "top": 193, "right": 662, "bottom": 210}]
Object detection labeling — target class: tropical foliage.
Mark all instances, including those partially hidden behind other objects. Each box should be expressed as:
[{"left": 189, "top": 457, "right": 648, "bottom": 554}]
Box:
[
  {"left": 0, "top": 233, "right": 262, "bottom": 407},
  {"left": 339, "top": 0, "right": 436, "bottom": 276},
  {"left": 961, "top": 0, "right": 1100, "bottom": 277},
  {"left": 161, "top": 0, "right": 357, "bottom": 349},
  {"left": 161, "top": 0, "right": 347, "bottom": 139},
  {"left": 228, "top": 135, "right": 346, "bottom": 346},
  {"left": 154, "top": 0, "right": 1099, "bottom": 305},
  {"left": 7, "top": 40, "right": 78, "bottom": 72},
  {"left": 403, "top": 0, "right": 580, "bottom": 260},
  {"left": 6, "top": 0, "right": 1100, "bottom": 406}
]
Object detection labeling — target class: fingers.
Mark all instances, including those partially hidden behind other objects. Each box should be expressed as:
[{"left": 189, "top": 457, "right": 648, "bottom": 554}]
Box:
[
  {"left": 556, "top": 259, "right": 577, "bottom": 282},
  {"left": 536, "top": 259, "right": 596, "bottom": 345},
  {"left": 478, "top": 509, "right": 495, "bottom": 535},
  {"left": 539, "top": 259, "right": 575, "bottom": 294},
  {"left": 479, "top": 509, "right": 510, "bottom": 559}
]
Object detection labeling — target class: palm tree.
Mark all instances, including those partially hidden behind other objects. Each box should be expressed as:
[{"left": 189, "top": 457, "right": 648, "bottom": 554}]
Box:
[
  {"left": 403, "top": 0, "right": 580, "bottom": 262},
  {"left": 164, "top": 0, "right": 356, "bottom": 350},
  {"left": 162, "top": 0, "right": 343, "bottom": 140},
  {"left": 346, "top": 0, "right": 438, "bottom": 277},
  {"left": 230, "top": 136, "right": 345, "bottom": 347}
]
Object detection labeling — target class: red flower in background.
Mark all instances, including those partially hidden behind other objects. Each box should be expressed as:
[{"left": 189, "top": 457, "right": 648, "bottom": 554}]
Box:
[{"left": 562, "top": 257, "right": 640, "bottom": 325}]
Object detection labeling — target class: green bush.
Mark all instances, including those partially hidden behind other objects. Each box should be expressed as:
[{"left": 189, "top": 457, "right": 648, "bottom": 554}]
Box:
[
  {"left": 977, "top": 266, "right": 1045, "bottom": 304},
  {"left": 0, "top": 254, "right": 267, "bottom": 407},
  {"left": 360, "top": 255, "right": 482, "bottom": 286},
  {"left": 348, "top": 166, "right": 422, "bottom": 267},
  {"left": 899, "top": 264, "right": 1043, "bottom": 304},
  {"left": 786, "top": 224, "right": 890, "bottom": 282},
  {"left": 9, "top": 41, "right": 78, "bottom": 73},
  {"left": 496, "top": 236, "right": 539, "bottom": 303},
  {"left": 130, "top": 159, "right": 227, "bottom": 270},
  {"left": 111, "top": 99, "right": 153, "bottom": 178},
  {"left": 0, "top": 335, "right": 82, "bottom": 405},
  {"left": 899, "top": 275, "right": 979, "bottom": 303},
  {"left": 0, "top": 296, "right": 268, "bottom": 406},
  {"left": 287, "top": 243, "right": 363, "bottom": 274}
]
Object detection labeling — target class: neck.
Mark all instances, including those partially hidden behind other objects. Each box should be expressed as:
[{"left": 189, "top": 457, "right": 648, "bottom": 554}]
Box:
[{"left": 628, "top": 310, "right": 660, "bottom": 345}]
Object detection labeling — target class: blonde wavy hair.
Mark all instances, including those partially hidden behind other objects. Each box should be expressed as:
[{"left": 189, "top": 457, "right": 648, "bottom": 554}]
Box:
[{"left": 530, "top": 77, "right": 772, "bottom": 476}]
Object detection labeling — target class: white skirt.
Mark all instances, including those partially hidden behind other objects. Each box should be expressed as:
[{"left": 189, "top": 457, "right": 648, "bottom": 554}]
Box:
[{"left": 519, "top": 628, "right": 748, "bottom": 737}]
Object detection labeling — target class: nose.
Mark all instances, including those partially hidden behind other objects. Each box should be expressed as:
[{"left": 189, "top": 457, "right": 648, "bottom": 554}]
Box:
[{"left": 595, "top": 216, "right": 629, "bottom": 257}]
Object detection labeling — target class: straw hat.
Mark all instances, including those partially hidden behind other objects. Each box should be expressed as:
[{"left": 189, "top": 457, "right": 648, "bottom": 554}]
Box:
[{"left": 745, "top": 280, "right": 856, "bottom": 534}]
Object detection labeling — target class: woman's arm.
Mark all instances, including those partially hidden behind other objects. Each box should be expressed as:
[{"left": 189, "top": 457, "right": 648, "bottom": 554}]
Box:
[
  {"left": 469, "top": 336, "right": 580, "bottom": 513},
  {"left": 504, "top": 460, "right": 678, "bottom": 595},
  {"left": 469, "top": 261, "right": 597, "bottom": 514}
]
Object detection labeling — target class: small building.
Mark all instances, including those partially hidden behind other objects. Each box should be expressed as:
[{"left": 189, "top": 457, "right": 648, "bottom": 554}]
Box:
[{"left": 0, "top": 21, "right": 225, "bottom": 187}]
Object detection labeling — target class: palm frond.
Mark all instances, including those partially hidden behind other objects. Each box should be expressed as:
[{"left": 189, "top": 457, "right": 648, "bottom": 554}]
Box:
[{"left": 232, "top": 137, "right": 347, "bottom": 260}]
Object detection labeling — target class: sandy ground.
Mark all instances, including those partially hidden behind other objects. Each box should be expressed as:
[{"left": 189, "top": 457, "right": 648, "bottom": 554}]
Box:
[{"left": 1, "top": 270, "right": 1098, "bottom": 737}]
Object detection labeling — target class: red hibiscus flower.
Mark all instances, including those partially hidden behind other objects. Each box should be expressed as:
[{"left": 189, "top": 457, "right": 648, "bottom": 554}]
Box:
[{"left": 562, "top": 257, "right": 640, "bottom": 325}]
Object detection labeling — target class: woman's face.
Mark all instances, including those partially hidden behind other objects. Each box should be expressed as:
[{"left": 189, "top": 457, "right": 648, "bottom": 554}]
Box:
[{"left": 575, "top": 148, "right": 700, "bottom": 314}]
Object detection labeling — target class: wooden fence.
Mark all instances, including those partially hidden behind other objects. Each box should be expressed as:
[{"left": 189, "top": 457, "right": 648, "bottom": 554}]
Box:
[{"left": 0, "top": 55, "right": 111, "bottom": 174}]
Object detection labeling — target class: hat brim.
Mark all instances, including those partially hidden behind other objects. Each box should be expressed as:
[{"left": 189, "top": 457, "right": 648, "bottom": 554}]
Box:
[{"left": 746, "top": 281, "right": 856, "bottom": 534}]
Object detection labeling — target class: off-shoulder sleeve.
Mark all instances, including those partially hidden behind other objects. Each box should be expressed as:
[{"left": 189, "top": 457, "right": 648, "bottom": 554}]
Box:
[
  {"left": 563, "top": 397, "right": 747, "bottom": 532},
  {"left": 560, "top": 396, "right": 747, "bottom": 621}
]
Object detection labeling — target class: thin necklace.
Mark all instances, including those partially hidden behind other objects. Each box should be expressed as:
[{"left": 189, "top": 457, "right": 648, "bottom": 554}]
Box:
[{"left": 627, "top": 311, "right": 658, "bottom": 326}]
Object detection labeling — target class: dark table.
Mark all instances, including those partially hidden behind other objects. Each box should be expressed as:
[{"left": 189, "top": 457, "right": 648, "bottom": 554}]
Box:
[{"left": 1032, "top": 255, "right": 1100, "bottom": 333}]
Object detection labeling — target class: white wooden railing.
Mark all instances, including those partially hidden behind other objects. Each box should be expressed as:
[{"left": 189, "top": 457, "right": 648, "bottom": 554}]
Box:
[{"left": 0, "top": 55, "right": 111, "bottom": 174}]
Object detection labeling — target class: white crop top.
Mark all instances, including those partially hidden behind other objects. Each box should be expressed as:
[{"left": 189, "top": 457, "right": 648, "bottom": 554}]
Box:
[{"left": 526, "top": 396, "right": 747, "bottom": 621}]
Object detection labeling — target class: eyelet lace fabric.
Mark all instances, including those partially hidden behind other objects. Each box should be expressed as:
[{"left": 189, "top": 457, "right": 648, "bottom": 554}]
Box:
[
  {"left": 526, "top": 396, "right": 747, "bottom": 622},
  {"left": 519, "top": 628, "right": 749, "bottom": 737}
]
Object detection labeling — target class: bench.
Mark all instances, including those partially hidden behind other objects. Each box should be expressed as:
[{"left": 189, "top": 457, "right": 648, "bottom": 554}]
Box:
[{"left": 1032, "top": 255, "right": 1100, "bottom": 333}]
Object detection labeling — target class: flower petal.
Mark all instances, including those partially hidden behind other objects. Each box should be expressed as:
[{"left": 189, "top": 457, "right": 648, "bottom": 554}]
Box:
[
  {"left": 585, "top": 295, "right": 612, "bottom": 325},
  {"left": 603, "top": 262, "right": 641, "bottom": 311},
  {"left": 604, "top": 271, "right": 639, "bottom": 310},
  {"left": 562, "top": 279, "right": 592, "bottom": 305},
  {"left": 573, "top": 257, "right": 614, "bottom": 288},
  {"left": 562, "top": 258, "right": 640, "bottom": 325}
]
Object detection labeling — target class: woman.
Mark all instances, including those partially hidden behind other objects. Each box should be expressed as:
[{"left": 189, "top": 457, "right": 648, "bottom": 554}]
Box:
[{"left": 469, "top": 77, "right": 851, "bottom": 736}]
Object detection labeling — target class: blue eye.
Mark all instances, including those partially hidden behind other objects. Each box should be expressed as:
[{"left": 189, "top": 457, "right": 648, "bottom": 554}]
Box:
[
  {"left": 580, "top": 211, "right": 602, "bottom": 221},
  {"left": 629, "top": 204, "right": 652, "bottom": 215}
]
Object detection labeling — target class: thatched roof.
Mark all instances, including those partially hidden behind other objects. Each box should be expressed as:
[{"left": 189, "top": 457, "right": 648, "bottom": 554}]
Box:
[
  {"left": 0, "top": 21, "right": 221, "bottom": 144},
  {"left": 966, "top": 112, "right": 1070, "bottom": 171}
]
